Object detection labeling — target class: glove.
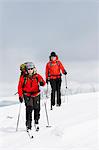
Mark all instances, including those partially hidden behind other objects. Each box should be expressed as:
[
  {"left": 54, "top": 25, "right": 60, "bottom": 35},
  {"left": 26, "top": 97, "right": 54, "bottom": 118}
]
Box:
[
  {"left": 40, "top": 81, "right": 44, "bottom": 86},
  {"left": 63, "top": 70, "right": 67, "bottom": 75},
  {"left": 19, "top": 96, "right": 23, "bottom": 103}
]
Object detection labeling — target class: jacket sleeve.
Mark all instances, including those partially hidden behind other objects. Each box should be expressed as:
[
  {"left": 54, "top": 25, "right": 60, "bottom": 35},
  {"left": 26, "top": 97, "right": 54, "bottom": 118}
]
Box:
[
  {"left": 18, "top": 76, "right": 24, "bottom": 97},
  {"left": 38, "top": 74, "right": 46, "bottom": 86},
  {"left": 59, "top": 60, "right": 66, "bottom": 74}
]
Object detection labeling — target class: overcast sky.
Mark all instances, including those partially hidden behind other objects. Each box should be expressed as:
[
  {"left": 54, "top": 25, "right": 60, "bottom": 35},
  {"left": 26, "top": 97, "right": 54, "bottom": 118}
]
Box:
[
  {"left": 0, "top": 0, "right": 98, "bottom": 85},
  {"left": 0, "top": 0, "right": 98, "bottom": 62}
]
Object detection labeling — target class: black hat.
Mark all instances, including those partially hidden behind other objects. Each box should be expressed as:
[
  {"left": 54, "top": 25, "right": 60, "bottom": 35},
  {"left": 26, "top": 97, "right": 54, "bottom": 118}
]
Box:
[{"left": 50, "top": 52, "right": 56, "bottom": 57}]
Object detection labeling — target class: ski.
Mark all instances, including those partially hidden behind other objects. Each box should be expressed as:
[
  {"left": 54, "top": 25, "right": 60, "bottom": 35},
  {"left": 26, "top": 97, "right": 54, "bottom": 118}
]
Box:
[{"left": 27, "top": 129, "right": 34, "bottom": 139}]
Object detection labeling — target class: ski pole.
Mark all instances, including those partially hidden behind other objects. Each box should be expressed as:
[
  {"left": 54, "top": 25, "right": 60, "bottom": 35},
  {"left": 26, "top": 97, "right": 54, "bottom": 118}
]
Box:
[
  {"left": 46, "top": 83, "right": 52, "bottom": 109},
  {"left": 14, "top": 92, "right": 18, "bottom": 95},
  {"left": 44, "top": 103, "right": 51, "bottom": 127},
  {"left": 46, "top": 83, "right": 49, "bottom": 98},
  {"left": 16, "top": 103, "right": 21, "bottom": 131},
  {"left": 65, "top": 74, "right": 67, "bottom": 89},
  {"left": 65, "top": 75, "right": 68, "bottom": 104}
]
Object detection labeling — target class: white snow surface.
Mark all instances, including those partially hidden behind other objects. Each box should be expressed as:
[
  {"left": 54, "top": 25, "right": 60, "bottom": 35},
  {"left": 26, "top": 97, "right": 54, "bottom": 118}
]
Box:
[{"left": 0, "top": 92, "right": 99, "bottom": 150}]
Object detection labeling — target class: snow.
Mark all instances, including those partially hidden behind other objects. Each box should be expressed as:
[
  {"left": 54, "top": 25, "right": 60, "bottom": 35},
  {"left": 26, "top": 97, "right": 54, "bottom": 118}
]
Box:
[{"left": 0, "top": 92, "right": 98, "bottom": 150}]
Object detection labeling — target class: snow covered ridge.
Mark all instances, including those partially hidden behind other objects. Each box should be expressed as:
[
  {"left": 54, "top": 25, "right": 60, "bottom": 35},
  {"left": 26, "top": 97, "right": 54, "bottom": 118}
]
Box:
[
  {"left": 0, "top": 92, "right": 98, "bottom": 149},
  {"left": 0, "top": 80, "right": 99, "bottom": 97},
  {"left": 0, "top": 60, "right": 99, "bottom": 97},
  {"left": 61, "top": 81, "right": 99, "bottom": 95},
  {"left": 0, "top": 89, "right": 98, "bottom": 107},
  {"left": 0, "top": 96, "right": 19, "bottom": 107},
  {"left": 42, "top": 81, "right": 99, "bottom": 97}
]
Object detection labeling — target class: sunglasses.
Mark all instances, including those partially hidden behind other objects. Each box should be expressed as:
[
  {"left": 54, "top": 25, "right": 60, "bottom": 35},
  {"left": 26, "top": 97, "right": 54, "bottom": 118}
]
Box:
[{"left": 28, "top": 68, "right": 33, "bottom": 70}]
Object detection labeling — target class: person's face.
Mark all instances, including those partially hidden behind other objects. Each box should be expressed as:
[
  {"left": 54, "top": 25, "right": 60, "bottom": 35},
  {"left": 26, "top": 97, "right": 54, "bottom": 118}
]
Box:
[
  {"left": 33, "top": 67, "right": 37, "bottom": 74},
  {"left": 51, "top": 56, "right": 56, "bottom": 61},
  {"left": 27, "top": 68, "right": 33, "bottom": 75}
]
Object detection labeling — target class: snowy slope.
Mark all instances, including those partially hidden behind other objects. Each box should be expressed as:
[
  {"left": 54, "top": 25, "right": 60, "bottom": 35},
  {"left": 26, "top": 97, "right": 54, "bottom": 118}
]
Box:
[{"left": 0, "top": 92, "right": 98, "bottom": 150}]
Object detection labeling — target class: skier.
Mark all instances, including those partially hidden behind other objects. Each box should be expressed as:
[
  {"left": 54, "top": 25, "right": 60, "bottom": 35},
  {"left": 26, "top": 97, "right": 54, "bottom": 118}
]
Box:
[
  {"left": 18, "top": 62, "right": 46, "bottom": 132},
  {"left": 46, "top": 52, "right": 67, "bottom": 110}
]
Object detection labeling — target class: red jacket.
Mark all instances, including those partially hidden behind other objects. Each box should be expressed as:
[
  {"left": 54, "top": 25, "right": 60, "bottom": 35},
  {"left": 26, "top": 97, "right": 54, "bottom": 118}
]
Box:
[
  {"left": 46, "top": 57, "right": 65, "bottom": 80},
  {"left": 18, "top": 73, "right": 46, "bottom": 97}
]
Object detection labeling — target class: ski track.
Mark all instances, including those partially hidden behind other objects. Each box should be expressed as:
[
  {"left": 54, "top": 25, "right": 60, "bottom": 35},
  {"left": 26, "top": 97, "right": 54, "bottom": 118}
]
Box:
[{"left": 0, "top": 92, "right": 98, "bottom": 150}]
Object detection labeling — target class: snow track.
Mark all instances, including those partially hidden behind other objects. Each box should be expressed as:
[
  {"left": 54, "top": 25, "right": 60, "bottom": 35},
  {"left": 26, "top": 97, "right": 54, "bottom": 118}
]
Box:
[{"left": 0, "top": 92, "right": 98, "bottom": 150}]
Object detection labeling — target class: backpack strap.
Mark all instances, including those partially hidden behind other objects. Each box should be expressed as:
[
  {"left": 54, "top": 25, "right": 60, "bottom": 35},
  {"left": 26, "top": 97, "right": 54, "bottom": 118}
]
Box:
[
  {"left": 48, "top": 60, "right": 61, "bottom": 78},
  {"left": 35, "top": 76, "right": 38, "bottom": 83},
  {"left": 32, "top": 74, "right": 40, "bottom": 94},
  {"left": 49, "top": 60, "right": 60, "bottom": 67},
  {"left": 56, "top": 60, "right": 60, "bottom": 67},
  {"left": 22, "top": 76, "right": 27, "bottom": 88},
  {"left": 22, "top": 74, "right": 39, "bottom": 89}
]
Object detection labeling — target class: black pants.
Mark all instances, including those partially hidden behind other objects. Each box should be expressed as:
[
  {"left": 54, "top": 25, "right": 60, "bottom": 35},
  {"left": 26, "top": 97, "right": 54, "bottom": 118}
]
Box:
[
  {"left": 23, "top": 94, "right": 40, "bottom": 129},
  {"left": 50, "top": 78, "right": 62, "bottom": 107}
]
